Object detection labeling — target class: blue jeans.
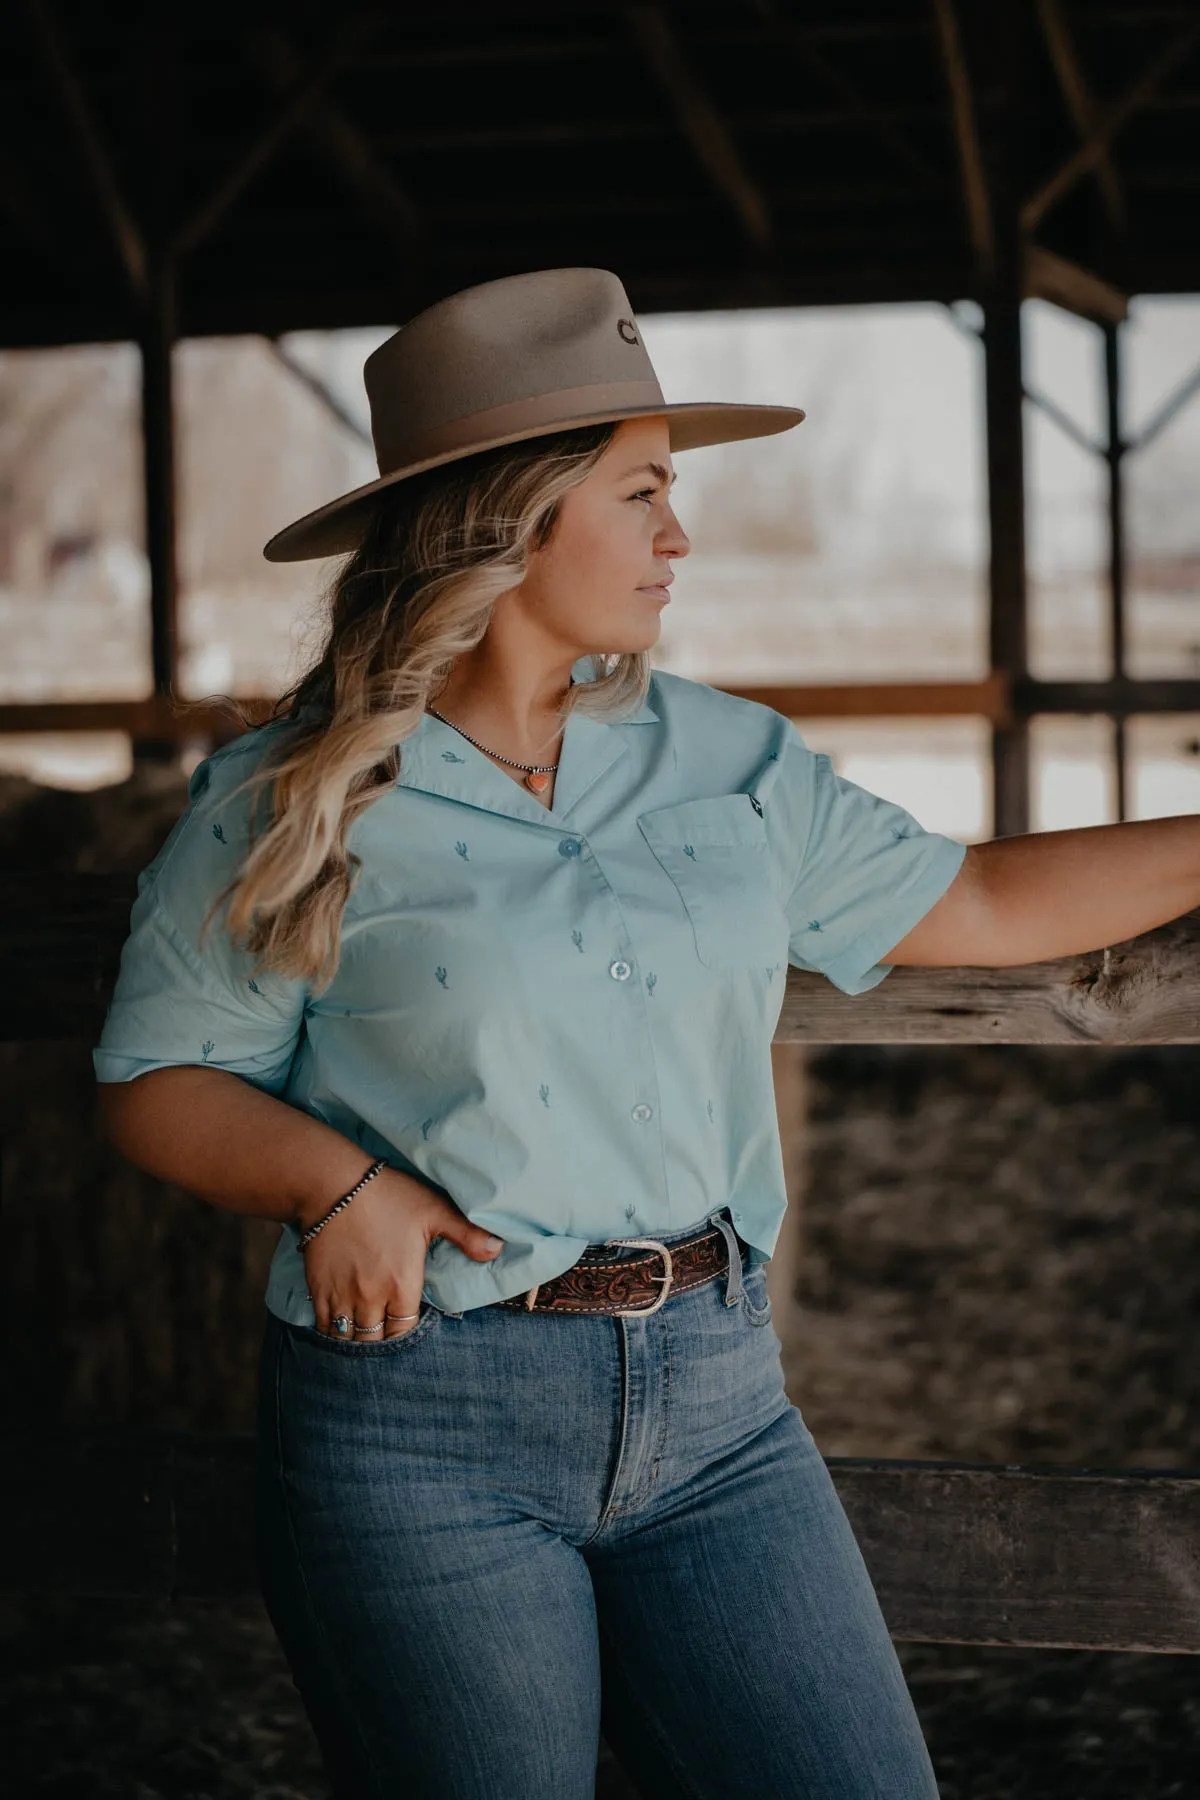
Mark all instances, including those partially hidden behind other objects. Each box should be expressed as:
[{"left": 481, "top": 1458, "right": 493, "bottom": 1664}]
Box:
[{"left": 255, "top": 1207, "right": 938, "bottom": 1799}]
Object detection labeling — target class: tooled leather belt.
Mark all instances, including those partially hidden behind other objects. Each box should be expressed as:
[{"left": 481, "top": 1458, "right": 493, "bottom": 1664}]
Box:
[{"left": 495, "top": 1221, "right": 741, "bottom": 1317}]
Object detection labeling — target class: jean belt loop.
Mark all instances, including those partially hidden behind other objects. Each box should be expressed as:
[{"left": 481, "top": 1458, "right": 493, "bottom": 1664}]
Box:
[{"left": 708, "top": 1209, "right": 745, "bottom": 1308}]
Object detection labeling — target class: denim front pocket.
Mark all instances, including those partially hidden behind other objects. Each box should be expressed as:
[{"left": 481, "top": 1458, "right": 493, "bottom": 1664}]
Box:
[
  {"left": 637, "top": 794, "right": 786, "bottom": 970},
  {"left": 292, "top": 1300, "right": 443, "bottom": 1356},
  {"left": 740, "top": 1262, "right": 773, "bottom": 1327}
]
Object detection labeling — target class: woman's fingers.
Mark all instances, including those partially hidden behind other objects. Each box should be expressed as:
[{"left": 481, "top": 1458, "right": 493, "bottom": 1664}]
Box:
[
  {"left": 313, "top": 1296, "right": 392, "bottom": 1339},
  {"left": 315, "top": 1294, "right": 351, "bottom": 1339},
  {"left": 427, "top": 1195, "right": 505, "bottom": 1263},
  {"left": 352, "top": 1304, "right": 388, "bottom": 1341},
  {"left": 383, "top": 1273, "right": 425, "bottom": 1337}
]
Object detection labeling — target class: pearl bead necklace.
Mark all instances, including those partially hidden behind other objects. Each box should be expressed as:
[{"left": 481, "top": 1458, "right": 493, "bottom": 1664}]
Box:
[{"left": 427, "top": 706, "right": 562, "bottom": 795}]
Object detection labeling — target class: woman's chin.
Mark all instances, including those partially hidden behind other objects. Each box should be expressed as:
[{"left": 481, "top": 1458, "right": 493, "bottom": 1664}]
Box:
[
  {"left": 615, "top": 617, "right": 666, "bottom": 654},
  {"left": 574, "top": 614, "right": 663, "bottom": 662}
]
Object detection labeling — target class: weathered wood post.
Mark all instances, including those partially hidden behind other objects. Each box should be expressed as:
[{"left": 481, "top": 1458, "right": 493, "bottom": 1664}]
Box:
[
  {"left": 767, "top": 1042, "right": 808, "bottom": 1331},
  {"left": 979, "top": 0, "right": 1030, "bottom": 839},
  {"left": 1103, "top": 317, "right": 1128, "bottom": 821},
  {"left": 140, "top": 254, "right": 179, "bottom": 719}
]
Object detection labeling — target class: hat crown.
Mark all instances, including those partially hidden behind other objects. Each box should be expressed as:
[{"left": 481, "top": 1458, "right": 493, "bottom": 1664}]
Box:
[{"left": 363, "top": 268, "right": 665, "bottom": 474}]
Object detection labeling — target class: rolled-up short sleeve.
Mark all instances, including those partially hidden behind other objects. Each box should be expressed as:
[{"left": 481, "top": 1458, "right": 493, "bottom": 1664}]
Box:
[
  {"left": 93, "top": 732, "right": 308, "bottom": 1092},
  {"left": 778, "top": 727, "right": 967, "bottom": 996}
]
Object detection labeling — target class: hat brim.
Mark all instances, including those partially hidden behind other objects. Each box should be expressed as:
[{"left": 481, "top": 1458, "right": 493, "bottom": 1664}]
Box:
[{"left": 261, "top": 400, "right": 805, "bottom": 563}]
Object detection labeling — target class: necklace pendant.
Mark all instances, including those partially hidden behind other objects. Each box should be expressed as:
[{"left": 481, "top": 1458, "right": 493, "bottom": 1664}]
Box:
[{"left": 525, "top": 771, "right": 551, "bottom": 794}]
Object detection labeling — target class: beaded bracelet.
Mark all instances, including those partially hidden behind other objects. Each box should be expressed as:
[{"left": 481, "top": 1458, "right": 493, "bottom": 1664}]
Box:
[{"left": 296, "top": 1157, "right": 388, "bottom": 1253}]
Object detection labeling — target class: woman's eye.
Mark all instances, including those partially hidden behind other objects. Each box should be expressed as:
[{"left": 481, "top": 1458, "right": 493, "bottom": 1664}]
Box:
[{"left": 629, "top": 489, "right": 656, "bottom": 505}]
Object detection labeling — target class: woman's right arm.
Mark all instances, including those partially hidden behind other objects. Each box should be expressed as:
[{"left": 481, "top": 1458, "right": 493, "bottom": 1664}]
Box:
[{"left": 98, "top": 1067, "right": 505, "bottom": 1336}]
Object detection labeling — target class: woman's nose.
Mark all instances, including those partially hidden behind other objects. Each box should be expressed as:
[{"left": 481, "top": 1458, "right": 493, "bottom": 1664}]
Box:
[{"left": 659, "top": 509, "right": 690, "bottom": 558}]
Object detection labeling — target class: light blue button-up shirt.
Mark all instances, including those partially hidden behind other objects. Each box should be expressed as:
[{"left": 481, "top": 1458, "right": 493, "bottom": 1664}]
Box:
[{"left": 94, "top": 656, "right": 966, "bottom": 1322}]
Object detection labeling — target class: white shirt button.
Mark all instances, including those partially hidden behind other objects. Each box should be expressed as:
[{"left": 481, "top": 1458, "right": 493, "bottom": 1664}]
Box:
[
  {"left": 630, "top": 1102, "right": 653, "bottom": 1122},
  {"left": 609, "top": 959, "right": 632, "bottom": 981}
]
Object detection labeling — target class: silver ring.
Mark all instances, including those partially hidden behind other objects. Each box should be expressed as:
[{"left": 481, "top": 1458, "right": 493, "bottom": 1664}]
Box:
[
  {"left": 355, "top": 1320, "right": 385, "bottom": 1335},
  {"left": 333, "top": 1314, "right": 353, "bottom": 1336},
  {"left": 385, "top": 1310, "right": 421, "bottom": 1322}
]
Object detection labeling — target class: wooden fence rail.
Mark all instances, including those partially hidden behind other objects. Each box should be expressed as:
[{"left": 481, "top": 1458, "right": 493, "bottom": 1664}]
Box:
[
  {"left": 2, "top": 873, "right": 1198, "bottom": 1045},
  {"left": 6, "top": 1431, "right": 1198, "bottom": 1654}
]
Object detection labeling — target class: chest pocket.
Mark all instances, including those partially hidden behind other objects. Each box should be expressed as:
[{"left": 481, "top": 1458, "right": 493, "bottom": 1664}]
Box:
[{"left": 636, "top": 794, "right": 787, "bottom": 970}]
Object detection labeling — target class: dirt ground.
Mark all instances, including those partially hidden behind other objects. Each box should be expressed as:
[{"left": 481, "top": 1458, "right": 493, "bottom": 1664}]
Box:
[{"left": 5, "top": 1592, "right": 1200, "bottom": 1800}]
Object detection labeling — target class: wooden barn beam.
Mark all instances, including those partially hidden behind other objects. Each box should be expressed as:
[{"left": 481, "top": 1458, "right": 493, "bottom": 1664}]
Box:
[
  {"left": 16, "top": 1, "right": 185, "bottom": 737},
  {"left": 625, "top": 4, "right": 772, "bottom": 249},
  {"left": 974, "top": 0, "right": 1031, "bottom": 840},
  {"left": 751, "top": 0, "right": 941, "bottom": 187},
  {"left": 1024, "top": 244, "right": 1128, "bottom": 326},
  {"left": 1021, "top": 13, "right": 1200, "bottom": 232},
  {"left": 1104, "top": 319, "right": 1129, "bottom": 822},
  {"left": 1036, "top": 0, "right": 1126, "bottom": 229},
  {"left": 1129, "top": 357, "right": 1200, "bottom": 452},
  {"left": 363, "top": 21, "right": 930, "bottom": 72},
  {"left": 139, "top": 257, "right": 180, "bottom": 712},
  {"left": 170, "top": 12, "right": 383, "bottom": 259},
  {"left": 1023, "top": 381, "right": 1100, "bottom": 456},
  {"left": 722, "top": 677, "right": 1014, "bottom": 722},
  {"left": 17, "top": 0, "right": 147, "bottom": 298},
  {"left": 984, "top": 269, "right": 1030, "bottom": 843},
  {"left": 359, "top": 20, "right": 929, "bottom": 73},
  {"left": 0, "top": 257, "right": 1029, "bottom": 348},
  {"left": 1015, "top": 676, "right": 1200, "bottom": 712},
  {"left": 0, "top": 681, "right": 1014, "bottom": 743},
  {"left": 929, "top": 0, "right": 994, "bottom": 277},
  {"left": 3, "top": 875, "right": 1199, "bottom": 1047},
  {"left": 245, "top": 27, "right": 422, "bottom": 269},
  {"left": 423, "top": 179, "right": 954, "bottom": 227},
  {"left": 13, "top": 673, "right": 1200, "bottom": 747},
  {"left": 8, "top": 1430, "right": 1200, "bottom": 1652},
  {"left": 264, "top": 339, "right": 374, "bottom": 446},
  {"left": 370, "top": 103, "right": 948, "bottom": 154}
]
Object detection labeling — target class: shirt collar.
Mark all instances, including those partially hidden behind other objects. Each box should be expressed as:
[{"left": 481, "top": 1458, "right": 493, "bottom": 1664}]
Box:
[{"left": 394, "top": 655, "right": 660, "bottom": 825}]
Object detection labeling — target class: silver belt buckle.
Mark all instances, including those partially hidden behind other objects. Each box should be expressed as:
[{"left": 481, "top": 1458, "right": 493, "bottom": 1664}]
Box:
[{"left": 602, "top": 1235, "right": 674, "bottom": 1316}]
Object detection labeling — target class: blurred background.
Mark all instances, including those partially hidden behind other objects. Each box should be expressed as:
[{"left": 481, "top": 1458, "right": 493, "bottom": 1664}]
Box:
[
  {"left": 4, "top": 295, "right": 1200, "bottom": 830},
  {"left": 2, "top": 3, "right": 1199, "bottom": 1797}
]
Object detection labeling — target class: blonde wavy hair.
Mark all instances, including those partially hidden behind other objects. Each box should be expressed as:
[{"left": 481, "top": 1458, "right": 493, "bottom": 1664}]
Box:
[{"left": 217, "top": 421, "right": 653, "bottom": 990}]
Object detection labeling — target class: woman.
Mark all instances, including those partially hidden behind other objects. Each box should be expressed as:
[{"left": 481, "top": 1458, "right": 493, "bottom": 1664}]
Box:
[{"left": 95, "top": 268, "right": 1200, "bottom": 1799}]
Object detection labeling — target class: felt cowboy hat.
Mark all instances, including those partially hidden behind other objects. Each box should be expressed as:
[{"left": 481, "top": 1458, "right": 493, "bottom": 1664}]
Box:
[{"left": 262, "top": 266, "right": 804, "bottom": 562}]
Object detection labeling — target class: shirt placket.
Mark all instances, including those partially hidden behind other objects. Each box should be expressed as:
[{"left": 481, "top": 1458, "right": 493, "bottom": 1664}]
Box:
[{"left": 570, "top": 832, "right": 669, "bottom": 1213}]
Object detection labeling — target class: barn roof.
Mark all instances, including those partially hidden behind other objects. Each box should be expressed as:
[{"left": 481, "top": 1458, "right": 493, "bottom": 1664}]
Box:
[{"left": 2, "top": 0, "right": 1198, "bottom": 348}]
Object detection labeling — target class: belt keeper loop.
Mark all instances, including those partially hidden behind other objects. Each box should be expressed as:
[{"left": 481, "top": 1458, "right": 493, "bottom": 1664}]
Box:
[{"left": 709, "top": 1213, "right": 743, "bottom": 1305}]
